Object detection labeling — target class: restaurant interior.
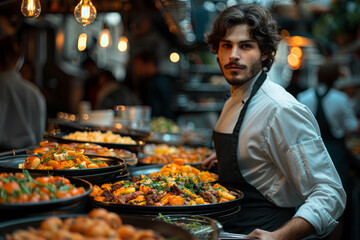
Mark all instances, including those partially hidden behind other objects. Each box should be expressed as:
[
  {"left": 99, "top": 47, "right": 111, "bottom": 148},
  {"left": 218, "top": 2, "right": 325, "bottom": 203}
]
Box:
[{"left": 1, "top": 0, "right": 360, "bottom": 239}]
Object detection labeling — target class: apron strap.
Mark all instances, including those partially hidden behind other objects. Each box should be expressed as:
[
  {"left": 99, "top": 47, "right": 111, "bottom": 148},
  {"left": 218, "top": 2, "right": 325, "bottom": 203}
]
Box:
[{"left": 232, "top": 71, "right": 267, "bottom": 162}]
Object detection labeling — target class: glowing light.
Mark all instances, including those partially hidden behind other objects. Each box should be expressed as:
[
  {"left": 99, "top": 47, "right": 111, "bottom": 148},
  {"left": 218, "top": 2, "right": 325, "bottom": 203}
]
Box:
[
  {"left": 289, "top": 36, "right": 308, "bottom": 47},
  {"left": 74, "top": 0, "right": 97, "bottom": 26},
  {"left": 99, "top": 29, "right": 111, "bottom": 48},
  {"left": 117, "top": 36, "right": 128, "bottom": 52},
  {"left": 78, "top": 33, "right": 87, "bottom": 51},
  {"left": 21, "top": 0, "right": 41, "bottom": 18},
  {"left": 290, "top": 46, "right": 303, "bottom": 58},
  {"left": 170, "top": 52, "right": 180, "bottom": 63},
  {"left": 287, "top": 53, "right": 301, "bottom": 70}
]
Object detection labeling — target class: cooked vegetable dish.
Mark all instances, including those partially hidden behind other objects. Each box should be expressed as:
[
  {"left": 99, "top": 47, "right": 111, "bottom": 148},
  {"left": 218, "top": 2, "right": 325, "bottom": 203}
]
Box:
[
  {"left": 21, "top": 147, "right": 109, "bottom": 170},
  {"left": 0, "top": 170, "right": 85, "bottom": 204},
  {"left": 147, "top": 162, "right": 218, "bottom": 182},
  {"left": 141, "top": 144, "right": 213, "bottom": 165},
  {"left": 31, "top": 140, "right": 134, "bottom": 159},
  {"left": 90, "top": 174, "right": 242, "bottom": 206}
]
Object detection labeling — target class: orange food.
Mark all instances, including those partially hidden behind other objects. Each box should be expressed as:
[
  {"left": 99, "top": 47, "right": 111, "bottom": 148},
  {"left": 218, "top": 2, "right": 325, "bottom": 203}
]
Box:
[
  {"left": 22, "top": 147, "right": 109, "bottom": 170},
  {"left": 0, "top": 171, "right": 85, "bottom": 204}
]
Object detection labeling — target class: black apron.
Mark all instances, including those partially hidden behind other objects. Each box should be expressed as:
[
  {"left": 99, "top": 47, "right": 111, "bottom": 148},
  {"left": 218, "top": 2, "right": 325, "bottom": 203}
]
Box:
[
  {"left": 213, "top": 71, "right": 295, "bottom": 234},
  {"left": 315, "top": 89, "right": 350, "bottom": 190}
]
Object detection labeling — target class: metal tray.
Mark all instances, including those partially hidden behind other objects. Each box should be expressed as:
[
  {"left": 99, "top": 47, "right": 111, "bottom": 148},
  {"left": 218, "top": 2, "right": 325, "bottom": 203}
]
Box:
[
  {"left": 0, "top": 154, "right": 126, "bottom": 177},
  {"left": 47, "top": 131, "right": 145, "bottom": 153},
  {"left": 0, "top": 173, "right": 92, "bottom": 213}
]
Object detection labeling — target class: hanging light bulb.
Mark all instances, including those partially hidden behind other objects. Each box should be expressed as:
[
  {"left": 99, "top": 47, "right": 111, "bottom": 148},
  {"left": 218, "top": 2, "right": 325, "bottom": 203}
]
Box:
[
  {"left": 21, "top": 0, "right": 41, "bottom": 18},
  {"left": 99, "top": 28, "right": 111, "bottom": 48},
  {"left": 74, "top": 0, "right": 97, "bottom": 26},
  {"left": 117, "top": 36, "right": 128, "bottom": 52}
]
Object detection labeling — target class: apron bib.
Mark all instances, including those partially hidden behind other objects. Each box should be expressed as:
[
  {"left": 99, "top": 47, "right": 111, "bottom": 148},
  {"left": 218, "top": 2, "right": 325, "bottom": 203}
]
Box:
[{"left": 213, "top": 71, "right": 295, "bottom": 234}]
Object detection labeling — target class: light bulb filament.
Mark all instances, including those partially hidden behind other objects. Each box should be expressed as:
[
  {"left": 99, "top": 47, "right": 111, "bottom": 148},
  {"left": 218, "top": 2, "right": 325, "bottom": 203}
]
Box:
[
  {"left": 28, "top": 0, "right": 35, "bottom": 15},
  {"left": 81, "top": 5, "right": 90, "bottom": 20}
]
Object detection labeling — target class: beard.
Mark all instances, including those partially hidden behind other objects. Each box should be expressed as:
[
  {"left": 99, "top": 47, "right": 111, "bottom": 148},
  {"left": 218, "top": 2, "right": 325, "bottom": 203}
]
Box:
[{"left": 219, "top": 57, "right": 263, "bottom": 86}]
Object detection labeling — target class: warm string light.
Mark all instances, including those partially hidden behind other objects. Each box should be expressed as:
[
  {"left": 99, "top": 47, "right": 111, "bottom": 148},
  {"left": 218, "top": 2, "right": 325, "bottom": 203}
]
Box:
[
  {"left": 21, "top": 0, "right": 41, "bottom": 18},
  {"left": 74, "top": 0, "right": 97, "bottom": 26}
]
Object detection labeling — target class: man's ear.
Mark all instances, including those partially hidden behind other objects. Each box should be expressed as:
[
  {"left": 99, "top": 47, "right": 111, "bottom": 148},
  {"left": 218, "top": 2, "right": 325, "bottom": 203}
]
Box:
[{"left": 261, "top": 53, "right": 269, "bottom": 61}]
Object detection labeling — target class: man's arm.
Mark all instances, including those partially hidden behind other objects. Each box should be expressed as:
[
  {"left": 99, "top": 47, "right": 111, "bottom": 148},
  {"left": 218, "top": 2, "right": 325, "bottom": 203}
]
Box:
[{"left": 246, "top": 217, "right": 315, "bottom": 240}]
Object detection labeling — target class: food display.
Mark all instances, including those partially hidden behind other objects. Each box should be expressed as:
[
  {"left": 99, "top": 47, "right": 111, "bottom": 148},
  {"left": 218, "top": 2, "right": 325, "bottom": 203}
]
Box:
[
  {"left": 150, "top": 117, "right": 180, "bottom": 134},
  {"left": 63, "top": 130, "right": 137, "bottom": 145},
  {"left": 146, "top": 162, "right": 218, "bottom": 182},
  {"left": 30, "top": 141, "right": 134, "bottom": 159},
  {"left": 5, "top": 208, "right": 167, "bottom": 240},
  {"left": 21, "top": 147, "right": 109, "bottom": 170},
  {"left": 0, "top": 171, "right": 86, "bottom": 204},
  {"left": 141, "top": 144, "right": 213, "bottom": 165},
  {"left": 90, "top": 173, "right": 241, "bottom": 206}
]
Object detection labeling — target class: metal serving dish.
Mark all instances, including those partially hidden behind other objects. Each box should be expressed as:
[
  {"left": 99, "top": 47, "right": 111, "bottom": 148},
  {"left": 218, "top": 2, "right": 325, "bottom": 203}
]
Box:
[
  {"left": 0, "top": 155, "right": 126, "bottom": 177},
  {"left": 0, "top": 173, "right": 92, "bottom": 220},
  {"left": 47, "top": 131, "right": 145, "bottom": 153},
  {"left": 51, "top": 118, "right": 151, "bottom": 141}
]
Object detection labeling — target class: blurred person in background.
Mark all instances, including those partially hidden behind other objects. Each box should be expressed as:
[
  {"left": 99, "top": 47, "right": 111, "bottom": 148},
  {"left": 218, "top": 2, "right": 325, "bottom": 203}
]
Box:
[
  {"left": 124, "top": 51, "right": 174, "bottom": 119},
  {"left": 202, "top": 3, "right": 345, "bottom": 239},
  {"left": 82, "top": 57, "right": 100, "bottom": 109},
  {"left": 298, "top": 60, "right": 360, "bottom": 239},
  {"left": 0, "top": 35, "right": 46, "bottom": 151},
  {"left": 298, "top": 61, "right": 360, "bottom": 189},
  {"left": 95, "top": 69, "right": 141, "bottom": 109}
]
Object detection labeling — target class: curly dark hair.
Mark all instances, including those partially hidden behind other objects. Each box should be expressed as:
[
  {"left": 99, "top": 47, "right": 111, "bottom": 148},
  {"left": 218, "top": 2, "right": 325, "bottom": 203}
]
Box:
[{"left": 205, "top": 3, "right": 280, "bottom": 72}]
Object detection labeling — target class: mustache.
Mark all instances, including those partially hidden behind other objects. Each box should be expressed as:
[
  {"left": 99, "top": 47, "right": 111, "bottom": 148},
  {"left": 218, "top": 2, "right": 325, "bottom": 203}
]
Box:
[{"left": 224, "top": 62, "right": 246, "bottom": 68}]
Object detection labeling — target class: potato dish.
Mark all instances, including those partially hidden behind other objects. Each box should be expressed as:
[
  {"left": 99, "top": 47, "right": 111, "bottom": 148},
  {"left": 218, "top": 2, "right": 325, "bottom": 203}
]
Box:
[
  {"left": 141, "top": 144, "right": 213, "bottom": 165},
  {"left": 5, "top": 208, "right": 166, "bottom": 240},
  {"left": 21, "top": 147, "right": 109, "bottom": 170},
  {"left": 90, "top": 174, "right": 241, "bottom": 206},
  {"left": 63, "top": 130, "right": 136, "bottom": 145},
  {"left": 0, "top": 171, "right": 85, "bottom": 204}
]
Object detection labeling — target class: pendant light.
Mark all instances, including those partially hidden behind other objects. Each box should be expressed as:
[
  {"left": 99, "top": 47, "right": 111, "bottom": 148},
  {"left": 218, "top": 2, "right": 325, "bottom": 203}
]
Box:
[
  {"left": 74, "top": 0, "right": 97, "bottom": 26},
  {"left": 21, "top": 0, "right": 41, "bottom": 18},
  {"left": 99, "top": 25, "right": 111, "bottom": 48},
  {"left": 117, "top": 36, "right": 128, "bottom": 52},
  {"left": 117, "top": 11, "right": 129, "bottom": 52},
  {"left": 78, "top": 33, "right": 87, "bottom": 51}
]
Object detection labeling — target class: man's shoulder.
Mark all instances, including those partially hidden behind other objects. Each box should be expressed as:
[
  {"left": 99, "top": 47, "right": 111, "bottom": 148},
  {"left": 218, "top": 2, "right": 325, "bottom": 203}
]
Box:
[{"left": 261, "top": 80, "right": 301, "bottom": 106}]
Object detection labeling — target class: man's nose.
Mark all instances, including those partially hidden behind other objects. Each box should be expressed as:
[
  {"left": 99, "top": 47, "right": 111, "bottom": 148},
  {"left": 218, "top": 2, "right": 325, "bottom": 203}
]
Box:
[{"left": 230, "top": 45, "right": 240, "bottom": 61}]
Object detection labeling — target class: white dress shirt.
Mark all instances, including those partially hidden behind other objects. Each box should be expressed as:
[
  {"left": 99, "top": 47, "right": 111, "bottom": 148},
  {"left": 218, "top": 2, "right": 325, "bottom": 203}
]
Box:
[
  {"left": 215, "top": 75, "right": 346, "bottom": 238},
  {"left": 297, "top": 84, "right": 358, "bottom": 138}
]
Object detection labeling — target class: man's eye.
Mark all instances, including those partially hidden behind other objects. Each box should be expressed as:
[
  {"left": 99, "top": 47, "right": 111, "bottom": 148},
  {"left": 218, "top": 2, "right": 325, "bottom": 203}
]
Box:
[
  {"left": 241, "top": 44, "right": 252, "bottom": 49},
  {"left": 221, "top": 43, "right": 232, "bottom": 49}
]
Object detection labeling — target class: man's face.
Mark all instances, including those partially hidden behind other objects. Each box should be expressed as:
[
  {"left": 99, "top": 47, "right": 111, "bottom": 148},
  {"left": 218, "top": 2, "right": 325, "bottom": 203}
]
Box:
[{"left": 217, "top": 24, "right": 267, "bottom": 87}]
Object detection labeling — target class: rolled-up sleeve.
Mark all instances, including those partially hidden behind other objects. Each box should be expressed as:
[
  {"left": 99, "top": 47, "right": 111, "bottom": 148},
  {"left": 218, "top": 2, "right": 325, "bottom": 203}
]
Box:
[
  {"left": 266, "top": 104, "right": 346, "bottom": 238},
  {"left": 290, "top": 139, "right": 346, "bottom": 237}
]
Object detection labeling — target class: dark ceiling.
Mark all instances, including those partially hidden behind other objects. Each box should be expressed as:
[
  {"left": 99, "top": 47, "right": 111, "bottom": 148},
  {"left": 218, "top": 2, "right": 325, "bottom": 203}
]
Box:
[{"left": 0, "top": 0, "right": 154, "bottom": 15}]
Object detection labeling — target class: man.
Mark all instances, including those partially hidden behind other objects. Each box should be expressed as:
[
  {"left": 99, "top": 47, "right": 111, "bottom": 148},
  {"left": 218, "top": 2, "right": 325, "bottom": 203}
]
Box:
[
  {"left": 202, "top": 3, "right": 345, "bottom": 240},
  {"left": 0, "top": 35, "right": 46, "bottom": 151}
]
